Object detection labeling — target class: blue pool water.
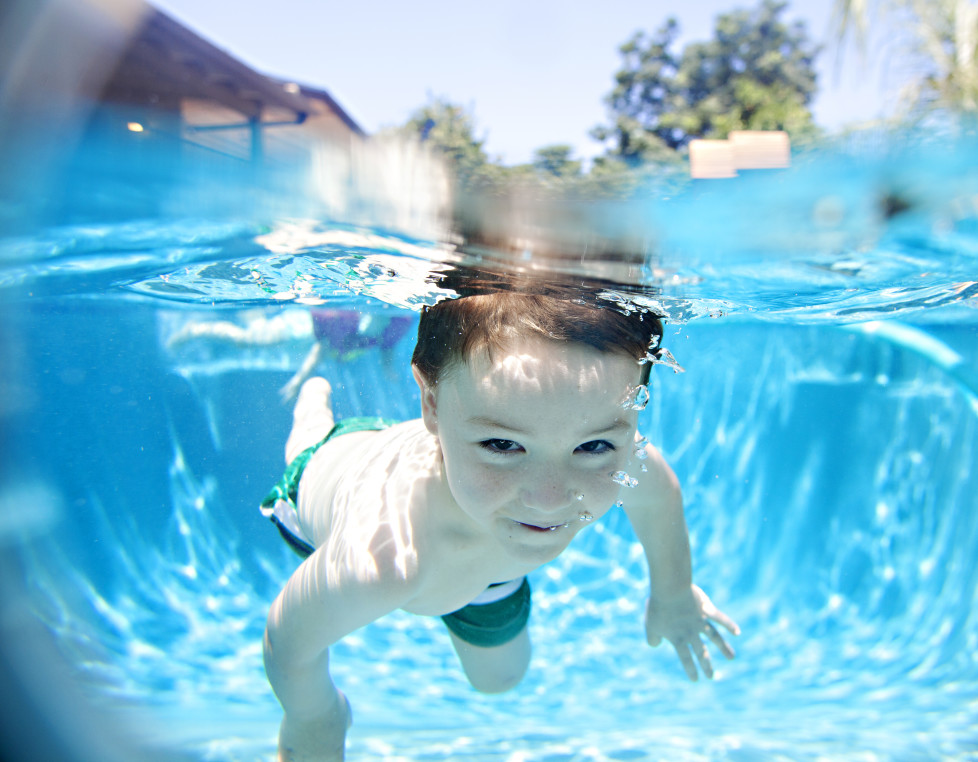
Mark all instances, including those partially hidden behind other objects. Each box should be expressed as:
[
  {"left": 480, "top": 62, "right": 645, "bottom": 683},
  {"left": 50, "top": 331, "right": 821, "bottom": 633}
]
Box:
[
  {"left": 4, "top": 295, "right": 978, "bottom": 761},
  {"left": 3, "top": 150, "right": 978, "bottom": 761},
  {"left": 2, "top": 17, "right": 978, "bottom": 758}
]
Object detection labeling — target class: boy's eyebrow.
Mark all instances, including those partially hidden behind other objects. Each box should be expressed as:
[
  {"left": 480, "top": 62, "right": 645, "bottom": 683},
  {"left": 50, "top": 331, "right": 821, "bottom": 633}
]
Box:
[
  {"left": 590, "top": 420, "right": 633, "bottom": 435},
  {"left": 466, "top": 416, "right": 632, "bottom": 437},
  {"left": 466, "top": 416, "right": 528, "bottom": 434}
]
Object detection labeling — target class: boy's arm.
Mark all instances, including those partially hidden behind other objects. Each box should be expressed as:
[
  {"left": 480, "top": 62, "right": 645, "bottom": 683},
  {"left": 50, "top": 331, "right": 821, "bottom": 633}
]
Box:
[
  {"left": 264, "top": 543, "right": 417, "bottom": 761},
  {"left": 623, "top": 442, "right": 740, "bottom": 681}
]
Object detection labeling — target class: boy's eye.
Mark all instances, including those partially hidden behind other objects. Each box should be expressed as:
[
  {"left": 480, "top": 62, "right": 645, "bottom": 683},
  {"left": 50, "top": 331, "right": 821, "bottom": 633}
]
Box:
[
  {"left": 576, "top": 440, "right": 616, "bottom": 454},
  {"left": 480, "top": 439, "right": 524, "bottom": 454}
]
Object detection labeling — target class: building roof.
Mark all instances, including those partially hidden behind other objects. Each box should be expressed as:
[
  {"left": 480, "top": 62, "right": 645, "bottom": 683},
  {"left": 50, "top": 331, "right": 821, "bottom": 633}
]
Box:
[{"left": 100, "top": 6, "right": 362, "bottom": 134}]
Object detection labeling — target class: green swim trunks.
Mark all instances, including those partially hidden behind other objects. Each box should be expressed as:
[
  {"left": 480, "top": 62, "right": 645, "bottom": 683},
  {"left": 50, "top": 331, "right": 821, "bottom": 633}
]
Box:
[
  {"left": 260, "top": 416, "right": 397, "bottom": 557},
  {"left": 441, "top": 577, "right": 532, "bottom": 648}
]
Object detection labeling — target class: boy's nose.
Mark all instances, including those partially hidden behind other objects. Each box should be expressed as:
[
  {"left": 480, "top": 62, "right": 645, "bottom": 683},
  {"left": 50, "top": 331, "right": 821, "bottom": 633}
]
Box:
[{"left": 519, "top": 470, "right": 575, "bottom": 513}]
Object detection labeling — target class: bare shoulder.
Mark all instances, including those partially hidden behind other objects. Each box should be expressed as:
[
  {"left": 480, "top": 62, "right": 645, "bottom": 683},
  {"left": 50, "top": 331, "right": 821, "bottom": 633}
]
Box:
[
  {"left": 298, "top": 418, "right": 439, "bottom": 573},
  {"left": 314, "top": 418, "right": 431, "bottom": 470}
]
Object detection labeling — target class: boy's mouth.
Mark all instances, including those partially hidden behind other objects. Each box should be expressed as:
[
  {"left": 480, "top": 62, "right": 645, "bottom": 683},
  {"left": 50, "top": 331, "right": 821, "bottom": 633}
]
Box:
[{"left": 517, "top": 521, "right": 570, "bottom": 532}]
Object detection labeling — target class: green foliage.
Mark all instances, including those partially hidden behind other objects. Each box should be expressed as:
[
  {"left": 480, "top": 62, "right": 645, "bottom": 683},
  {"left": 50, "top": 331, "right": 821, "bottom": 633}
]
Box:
[
  {"left": 397, "top": 97, "right": 685, "bottom": 202},
  {"left": 596, "top": 0, "right": 821, "bottom": 159},
  {"left": 832, "top": 0, "right": 978, "bottom": 118},
  {"left": 397, "top": 102, "right": 600, "bottom": 194},
  {"left": 532, "top": 145, "right": 582, "bottom": 179},
  {"left": 397, "top": 2, "right": 823, "bottom": 203},
  {"left": 399, "top": 98, "right": 498, "bottom": 191}
]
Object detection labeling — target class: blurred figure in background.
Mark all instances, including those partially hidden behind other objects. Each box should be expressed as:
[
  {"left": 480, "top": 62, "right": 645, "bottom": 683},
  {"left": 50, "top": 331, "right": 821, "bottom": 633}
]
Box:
[{"left": 279, "top": 309, "right": 414, "bottom": 403}]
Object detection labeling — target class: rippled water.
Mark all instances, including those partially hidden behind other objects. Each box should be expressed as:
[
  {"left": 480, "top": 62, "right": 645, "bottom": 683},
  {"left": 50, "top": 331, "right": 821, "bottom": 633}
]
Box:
[
  {"left": 2, "top": 128, "right": 978, "bottom": 761},
  {"left": 3, "top": 132, "right": 978, "bottom": 322}
]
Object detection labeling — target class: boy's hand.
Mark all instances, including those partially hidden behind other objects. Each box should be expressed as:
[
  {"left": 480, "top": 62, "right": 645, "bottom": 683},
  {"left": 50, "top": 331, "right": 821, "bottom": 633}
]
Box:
[{"left": 645, "top": 584, "right": 740, "bottom": 681}]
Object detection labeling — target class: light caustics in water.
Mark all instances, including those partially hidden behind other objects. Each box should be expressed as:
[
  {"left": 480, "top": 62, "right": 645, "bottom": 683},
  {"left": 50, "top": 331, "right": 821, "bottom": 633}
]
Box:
[
  {"left": 11, "top": 297, "right": 978, "bottom": 762},
  {"left": 2, "top": 133, "right": 978, "bottom": 762}
]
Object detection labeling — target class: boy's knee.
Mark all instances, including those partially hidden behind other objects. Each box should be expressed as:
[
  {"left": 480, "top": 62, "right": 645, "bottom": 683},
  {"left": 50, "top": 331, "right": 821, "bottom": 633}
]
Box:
[
  {"left": 452, "top": 629, "right": 531, "bottom": 694},
  {"left": 467, "top": 660, "right": 528, "bottom": 694}
]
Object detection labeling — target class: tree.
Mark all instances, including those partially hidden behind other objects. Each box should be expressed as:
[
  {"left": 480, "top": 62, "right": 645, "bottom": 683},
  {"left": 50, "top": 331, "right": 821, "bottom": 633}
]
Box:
[
  {"left": 531, "top": 144, "right": 582, "bottom": 179},
  {"left": 398, "top": 103, "right": 593, "bottom": 194},
  {"left": 832, "top": 0, "right": 978, "bottom": 116},
  {"left": 594, "top": 0, "right": 821, "bottom": 160},
  {"left": 398, "top": 98, "right": 502, "bottom": 191}
]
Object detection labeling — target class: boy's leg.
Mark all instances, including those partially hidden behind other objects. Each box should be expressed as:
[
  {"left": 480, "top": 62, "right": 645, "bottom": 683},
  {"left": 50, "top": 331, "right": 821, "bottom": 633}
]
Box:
[
  {"left": 448, "top": 627, "right": 531, "bottom": 694},
  {"left": 285, "top": 377, "right": 335, "bottom": 465}
]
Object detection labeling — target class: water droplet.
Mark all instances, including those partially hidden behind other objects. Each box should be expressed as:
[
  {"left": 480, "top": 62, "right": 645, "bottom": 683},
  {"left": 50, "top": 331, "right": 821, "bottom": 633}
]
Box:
[
  {"left": 575, "top": 492, "right": 585, "bottom": 502},
  {"left": 578, "top": 511, "right": 594, "bottom": 523},
  {"left": 641, "top": 463, "right": 648, "bottom": 472},
  {"left": 611, "top": 471, "right": 638, "bottom": 488},
  {"left": 621, "top": 385, "right": 650, "bottom": 410},
  {"left": 615, "top": 500, "right": 624, "bottom": 509}
]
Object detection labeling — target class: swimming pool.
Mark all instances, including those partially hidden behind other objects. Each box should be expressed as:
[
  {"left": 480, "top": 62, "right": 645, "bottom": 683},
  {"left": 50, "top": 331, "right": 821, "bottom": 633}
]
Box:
[
  {"left": 3, "top": 136, "right": 977, "bottom": 762},
  {"left": 3, "top": 11, "right": 978, "bottom": 762}
]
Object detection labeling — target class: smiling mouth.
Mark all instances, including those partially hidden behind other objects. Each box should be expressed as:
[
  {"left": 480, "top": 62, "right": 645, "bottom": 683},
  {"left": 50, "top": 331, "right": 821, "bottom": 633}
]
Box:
[{"left": 517, "top": 521, "right": 570, "bottom": 532}]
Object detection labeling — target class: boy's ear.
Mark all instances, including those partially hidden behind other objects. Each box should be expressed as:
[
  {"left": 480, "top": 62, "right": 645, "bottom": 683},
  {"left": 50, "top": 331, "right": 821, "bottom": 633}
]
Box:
[{"left": 412, "top": 365, "right": 438, "bottom": 434}]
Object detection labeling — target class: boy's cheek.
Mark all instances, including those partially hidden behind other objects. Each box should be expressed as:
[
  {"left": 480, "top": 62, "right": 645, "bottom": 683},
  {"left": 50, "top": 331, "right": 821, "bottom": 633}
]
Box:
[
  {"left": 581, "top": 469, "right": 623, "bottom": 505},
  {"left": 445, "top": 462, "right": 503, "bottom": 503}
]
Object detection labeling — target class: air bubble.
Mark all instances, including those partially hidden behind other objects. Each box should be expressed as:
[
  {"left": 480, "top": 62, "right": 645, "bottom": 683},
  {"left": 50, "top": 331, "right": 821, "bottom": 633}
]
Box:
[
  {"left": 611, "top": 471, "right": 638, "bottom": 488},
  {"left": 634, "top": 436, "right": 649, "bottom": 459},
  {"left": 578, "top": 511, "right": 594, "bottom": 523},
  {"left": 621, "top": 385, "right": 650, "bottom": 410},
  {"left": 575, "top": 492, "right": 585, "bottom": 502},
  {"left": 658, "top": 348, "right": 685, "bottom": 373},
  {"left": 615, "top": 500, "right": 624, "bottom": 509},
  {"left": 643, "top": 348, "right": 685, "bottom": 373}
]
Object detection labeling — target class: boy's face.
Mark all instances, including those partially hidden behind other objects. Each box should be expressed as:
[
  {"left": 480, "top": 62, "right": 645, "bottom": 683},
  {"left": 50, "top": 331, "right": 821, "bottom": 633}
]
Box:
[{"left": 414, "top": 335, "right": 642, "bottom": 565}]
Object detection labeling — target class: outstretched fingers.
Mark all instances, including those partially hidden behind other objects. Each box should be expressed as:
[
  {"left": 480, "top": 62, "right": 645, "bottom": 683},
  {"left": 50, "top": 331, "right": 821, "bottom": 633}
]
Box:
[
  {"left": 672, "top": 620, "right": 737, "bottom": 682},
  {"left": 672, "top": 640, "right": 700, "bottom": 682},
  {"left": 649, "top": 586, "right": 742, "bottom": 681},
  {"left": 691, "top": 636, "right": 714, "bottom": 680},
  {"left": 671, "top": 636, "right": 715, "bottom": 682},
  {"left": 706, "top": 606, "right": 741, "bottom": 638},
  {"left": 703, "top": 622, "right": 734, "bottom": 660}
]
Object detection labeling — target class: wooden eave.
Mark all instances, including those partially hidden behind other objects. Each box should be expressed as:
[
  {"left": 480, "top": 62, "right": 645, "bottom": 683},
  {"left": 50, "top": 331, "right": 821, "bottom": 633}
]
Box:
[{"left": 100, "top": 8, "right": 310, "bottom": 122}]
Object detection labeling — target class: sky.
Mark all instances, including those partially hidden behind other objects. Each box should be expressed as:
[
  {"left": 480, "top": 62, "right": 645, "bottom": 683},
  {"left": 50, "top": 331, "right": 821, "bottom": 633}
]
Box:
[{"left": 152, "top": 0, "right": 900, "bottom": 166}]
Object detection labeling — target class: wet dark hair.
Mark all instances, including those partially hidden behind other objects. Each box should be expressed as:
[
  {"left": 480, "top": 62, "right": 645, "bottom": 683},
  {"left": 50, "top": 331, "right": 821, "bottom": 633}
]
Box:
[{"left": 412, "top": 268, "right": 663, "bottom": 386}]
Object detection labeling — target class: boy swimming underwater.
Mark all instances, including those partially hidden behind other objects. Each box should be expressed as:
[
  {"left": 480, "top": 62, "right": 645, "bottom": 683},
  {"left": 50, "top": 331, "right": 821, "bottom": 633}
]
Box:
[{"left": 261, "top": 277, "right": 740, "bottom": 761}]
